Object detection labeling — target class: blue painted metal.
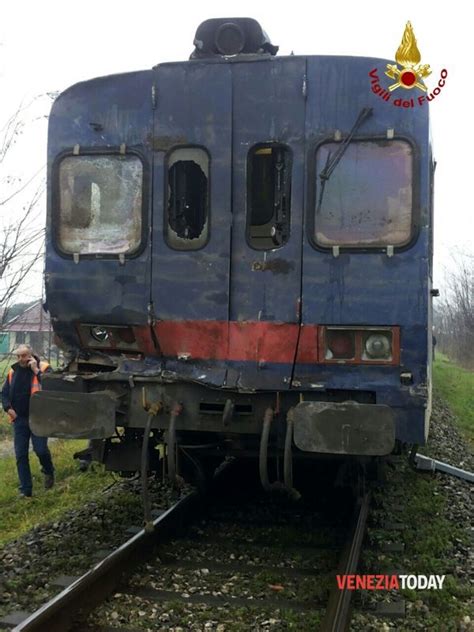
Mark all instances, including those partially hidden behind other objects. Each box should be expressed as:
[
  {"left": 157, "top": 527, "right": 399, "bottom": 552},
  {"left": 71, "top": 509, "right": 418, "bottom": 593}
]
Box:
[
  {"left": 229, "top": 57, "right": 306, "bottom": 388},
  {"left": 295, "top": 57, "right": 432, "bottom": 443},
  {"left": 44, "top": 53, "right": 433, "bottom": 445},
  {"left": 45, "top": 71, "right": 154, "bottom": 348},
  {"left": 150, "top": 62, "right": 232, "bottom": 322}
]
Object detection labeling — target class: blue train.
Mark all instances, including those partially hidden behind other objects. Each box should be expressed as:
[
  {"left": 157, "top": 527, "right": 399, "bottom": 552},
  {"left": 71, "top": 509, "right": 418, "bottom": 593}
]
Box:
[{"left": 31, "top": 18, "right": 435, "bottom": 488}]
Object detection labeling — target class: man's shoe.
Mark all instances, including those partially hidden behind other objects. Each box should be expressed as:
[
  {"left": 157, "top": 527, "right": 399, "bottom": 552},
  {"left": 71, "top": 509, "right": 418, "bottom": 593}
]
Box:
[
  {"left": 19, "top": 492, "right": 32, "bottom": 498},
  {"left": 44, "top": 474, "right": 54, "bottom": 490}
]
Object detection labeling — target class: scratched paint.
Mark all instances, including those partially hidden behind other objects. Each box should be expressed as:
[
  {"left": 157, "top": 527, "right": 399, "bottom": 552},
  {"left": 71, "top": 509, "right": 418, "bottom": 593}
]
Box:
[{"left": 44, "top": 53, "right": 432, "bottom": 445}]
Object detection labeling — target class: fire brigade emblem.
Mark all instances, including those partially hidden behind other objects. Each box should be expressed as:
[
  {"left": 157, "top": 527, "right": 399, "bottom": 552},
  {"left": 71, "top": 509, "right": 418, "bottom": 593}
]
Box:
[{"left": 385, "top": 22, "right": 431, "bottom": 92}]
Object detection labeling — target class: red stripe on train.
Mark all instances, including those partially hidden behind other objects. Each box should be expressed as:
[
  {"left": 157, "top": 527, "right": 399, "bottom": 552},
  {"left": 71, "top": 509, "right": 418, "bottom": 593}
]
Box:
[{"left": 152, "top": 320, "right": 319, "bottom": 363}]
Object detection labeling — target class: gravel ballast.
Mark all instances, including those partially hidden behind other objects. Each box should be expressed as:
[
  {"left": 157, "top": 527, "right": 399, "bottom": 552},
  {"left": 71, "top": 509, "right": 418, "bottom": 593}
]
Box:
[
  {"left": 0, "top": 395, "right": 472, "bottom": 630},
  {"left": 0, "top": 478, "right": 188, "bottom": 619}
]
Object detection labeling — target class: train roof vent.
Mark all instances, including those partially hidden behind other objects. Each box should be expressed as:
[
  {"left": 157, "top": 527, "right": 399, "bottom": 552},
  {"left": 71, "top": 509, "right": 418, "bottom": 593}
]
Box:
[{"left": 191, "top": 18, "right": 278, "bottom": 59}]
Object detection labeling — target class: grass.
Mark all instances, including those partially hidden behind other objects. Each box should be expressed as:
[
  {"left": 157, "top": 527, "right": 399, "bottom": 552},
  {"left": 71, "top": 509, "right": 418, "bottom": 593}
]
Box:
[
  {"left": 0, "top": 351, "right": 471, "bottom": 559},
  {"left": 0, "top": 438, "right": 112, "bottom": 545},
  {"left": 367, "top": 462, "right": 473, "bottom": 629},
  {"left": 433, "top": 352, "right": 474, "bottom": 446},
  {"left": 0, "top": 356, "right": 114, "bottom": 546}
]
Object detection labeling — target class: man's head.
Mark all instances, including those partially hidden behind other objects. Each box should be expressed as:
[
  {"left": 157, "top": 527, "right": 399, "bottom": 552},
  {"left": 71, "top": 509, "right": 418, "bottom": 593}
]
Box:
[{"left": 14, "top": 344, "right": 35, "bottom": 368}]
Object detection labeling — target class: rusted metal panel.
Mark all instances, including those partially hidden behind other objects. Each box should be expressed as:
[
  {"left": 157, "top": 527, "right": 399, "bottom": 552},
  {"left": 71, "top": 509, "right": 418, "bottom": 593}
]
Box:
[{"left": 251, "top": 258, "right": 295, "bottom": 274}]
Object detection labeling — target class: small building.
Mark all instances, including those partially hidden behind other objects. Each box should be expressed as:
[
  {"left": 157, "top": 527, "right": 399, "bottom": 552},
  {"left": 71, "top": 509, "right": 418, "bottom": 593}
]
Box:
[{"left": 0, "top": 301, "right": 55, "bottom": 359}]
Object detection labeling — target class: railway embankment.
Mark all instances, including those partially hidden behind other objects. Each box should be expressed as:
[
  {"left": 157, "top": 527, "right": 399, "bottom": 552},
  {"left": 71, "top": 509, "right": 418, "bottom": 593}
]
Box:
[{"left": 0, "top": 356, "right": 472, "bottom": 630}]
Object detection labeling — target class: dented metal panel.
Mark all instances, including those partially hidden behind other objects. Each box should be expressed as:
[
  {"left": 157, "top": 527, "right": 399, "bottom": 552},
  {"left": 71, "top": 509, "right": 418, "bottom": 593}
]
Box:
[
  {"left": 229, "top": 58, "right": 306, "bottom": 389},
  {"left": 293, "top": 56, "right": 431, "bottom": 408},
  {"left": 150, "top": 62, "right": 232, "bottom": 327},
  {"left": 41, "top": 52, "right": 433, "bottom": 448},
  {"left": 45, "top": 71, "right": 154, "bottom": 335},
  {"left": 30, "top": 391, "right": 116, "bottom": 439},
  {"left": 292, "top": 401, "right": 396, "bottom": 455}
]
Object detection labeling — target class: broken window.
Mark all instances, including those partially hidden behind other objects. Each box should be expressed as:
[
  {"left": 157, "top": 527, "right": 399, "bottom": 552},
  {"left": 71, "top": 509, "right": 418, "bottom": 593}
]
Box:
[
  {"left": 247, "top": 144, "right": 291, "bottom": 250},
  {"left": 166, "top": 148, "right": 209, "bottom": 250},
  {"left": 314, "top": 140, "right": 413, "bottom": 248},
  {"left": 57, "top": 154, "right": 143, "bottom": 255}
]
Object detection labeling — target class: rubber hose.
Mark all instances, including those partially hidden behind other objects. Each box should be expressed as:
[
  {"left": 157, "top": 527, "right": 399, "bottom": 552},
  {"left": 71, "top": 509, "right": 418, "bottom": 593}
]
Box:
[{"left": 141, "top": 413, "right": 154, "bottom": 532}]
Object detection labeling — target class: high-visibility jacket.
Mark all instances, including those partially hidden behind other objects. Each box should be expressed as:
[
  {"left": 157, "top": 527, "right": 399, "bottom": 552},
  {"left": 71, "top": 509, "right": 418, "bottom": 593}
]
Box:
[{"left": 7, "top": 361, "right": 50, "bottom": 396}]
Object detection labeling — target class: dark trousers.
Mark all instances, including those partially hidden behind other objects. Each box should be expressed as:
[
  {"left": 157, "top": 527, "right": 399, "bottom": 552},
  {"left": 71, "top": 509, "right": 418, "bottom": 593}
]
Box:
[{"left": 13, "top": 416, "right": 54, "bottom": 495}]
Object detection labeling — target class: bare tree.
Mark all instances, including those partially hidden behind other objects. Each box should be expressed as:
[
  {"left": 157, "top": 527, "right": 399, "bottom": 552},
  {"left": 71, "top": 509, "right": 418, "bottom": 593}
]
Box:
[
  {"left": 434, "top": 251, "right": 474, "bottom": 368},
  {"left": 0, "top": 102, "right": 46, "bottom": 327}
]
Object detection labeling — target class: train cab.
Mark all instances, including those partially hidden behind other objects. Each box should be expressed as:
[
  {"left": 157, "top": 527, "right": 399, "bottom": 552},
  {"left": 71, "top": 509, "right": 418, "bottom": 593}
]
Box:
[{"left": 31, "top": 18, "right": 435, "bottom": 487}]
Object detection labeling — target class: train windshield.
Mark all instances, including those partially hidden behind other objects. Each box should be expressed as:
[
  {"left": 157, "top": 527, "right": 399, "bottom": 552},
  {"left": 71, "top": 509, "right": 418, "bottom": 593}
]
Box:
[
  {"left": 57, "top": 154, "right": 143, "bottom": 255},
  {"left": 314, "top": 140, "right": 413, "bottom": 247}
]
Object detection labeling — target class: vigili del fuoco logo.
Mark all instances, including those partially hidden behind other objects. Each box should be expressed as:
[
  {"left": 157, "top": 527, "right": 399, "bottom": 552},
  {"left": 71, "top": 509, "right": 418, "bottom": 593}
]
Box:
[{"left": 369, "top": 21, "right": 447, "bottom": 108}]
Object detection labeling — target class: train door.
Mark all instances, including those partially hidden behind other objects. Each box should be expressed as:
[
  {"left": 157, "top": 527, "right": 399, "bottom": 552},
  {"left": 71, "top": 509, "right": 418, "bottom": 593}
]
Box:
[
  {"left": 229, "top": 58, "right": 306, "bottom": 389},
  {"left": 150, "top": 63, "right": 233, "bottom": 380}
]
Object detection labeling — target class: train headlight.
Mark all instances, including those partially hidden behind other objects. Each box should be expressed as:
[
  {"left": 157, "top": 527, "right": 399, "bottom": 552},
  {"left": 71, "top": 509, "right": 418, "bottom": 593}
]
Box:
[
  {"left": 90, "top": 326, "right": 110, "bottom": 342},
  {"left": 363, "top": 333, "right": 392, "bottom": 360},
  {"left": 320, "top": 326, "right": 399, "bottom": 364},
  {"left": 325, "top": 329, "right": 355, "bottom": 360},
  {"left": 80, "top": 324, "right": 140, "bottom": 352}
]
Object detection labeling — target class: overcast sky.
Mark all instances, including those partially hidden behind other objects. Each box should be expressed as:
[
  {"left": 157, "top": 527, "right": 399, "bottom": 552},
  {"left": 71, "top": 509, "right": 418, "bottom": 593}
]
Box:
[{"left": 1, "top": 0, "right": 472, "bottom": 301}]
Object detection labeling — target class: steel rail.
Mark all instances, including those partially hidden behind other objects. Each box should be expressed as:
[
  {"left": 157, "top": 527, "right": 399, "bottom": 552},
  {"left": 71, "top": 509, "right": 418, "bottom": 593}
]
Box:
[
  {"left": 320, "top": 492, "right": 371, "bottom": 632},
  {"left": 13, "top": 490, "right": 199, "bottom": 632}
]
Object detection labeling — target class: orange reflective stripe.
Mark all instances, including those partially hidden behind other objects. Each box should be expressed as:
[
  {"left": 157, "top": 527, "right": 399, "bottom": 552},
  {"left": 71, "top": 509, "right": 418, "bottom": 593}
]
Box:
[
  {"left": 32, "top": 361, "right": 49, "bottom": 394},
  {"left": 7, "top": 361, "right": 48, "bottom": 394},
  {"left": 31, "top": 375, "right": 41, "bottom": 394}
]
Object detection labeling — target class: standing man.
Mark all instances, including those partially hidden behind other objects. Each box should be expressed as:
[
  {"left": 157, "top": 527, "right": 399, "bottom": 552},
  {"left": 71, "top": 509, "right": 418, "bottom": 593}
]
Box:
[{"left": 1, "top": 344, "right": 55, "bottom": 497}]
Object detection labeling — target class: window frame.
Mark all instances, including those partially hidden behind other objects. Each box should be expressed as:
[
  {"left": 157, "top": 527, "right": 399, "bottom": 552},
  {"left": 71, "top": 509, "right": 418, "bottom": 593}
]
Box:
[
  {"left": 307, "top": 134, "right": 420, "bottom": 253},
  {"left": 163, "top": 145, "right": 211, "bottom": 252},
  {"left": 246, "top": 142, "right": 293, "bottom": 251},
  {"left": 52, "top": 147, "right": 149, "bottom": 260}
]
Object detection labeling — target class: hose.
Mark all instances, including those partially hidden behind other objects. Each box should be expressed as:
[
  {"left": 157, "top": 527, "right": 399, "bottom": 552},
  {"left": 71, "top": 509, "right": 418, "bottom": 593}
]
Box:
[
  {"left": 283, "top": 410, "right": 301, "bottom": 500},
  {"left": 259, "top": 407, "right": 275, "bottom": 491},
  {"left": 167, "top": 404, "right": 182, "bottom": 488},
  {"left": 141, "top": 413, "right": 154, "bottom": 533},
  {"left": 284, "top": 412, "right": 294, "bottom": 489}
]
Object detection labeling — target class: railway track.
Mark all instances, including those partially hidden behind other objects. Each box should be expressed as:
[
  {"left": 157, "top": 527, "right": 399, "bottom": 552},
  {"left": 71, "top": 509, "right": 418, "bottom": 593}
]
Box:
[
  {"left": 321, "top": 493, "right": 371, "bottom": 632},
  {"left": 9, "top": 490, "right": 200, "bottom": 632},
  {"left": 6, "top": 467, "right": 373, "bottom": 631}
]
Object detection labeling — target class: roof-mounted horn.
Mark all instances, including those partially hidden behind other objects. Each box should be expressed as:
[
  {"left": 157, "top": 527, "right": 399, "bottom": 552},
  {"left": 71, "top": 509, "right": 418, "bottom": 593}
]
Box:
[{"left": 191, "top": 18, "right": 278, "bottom": 59}]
